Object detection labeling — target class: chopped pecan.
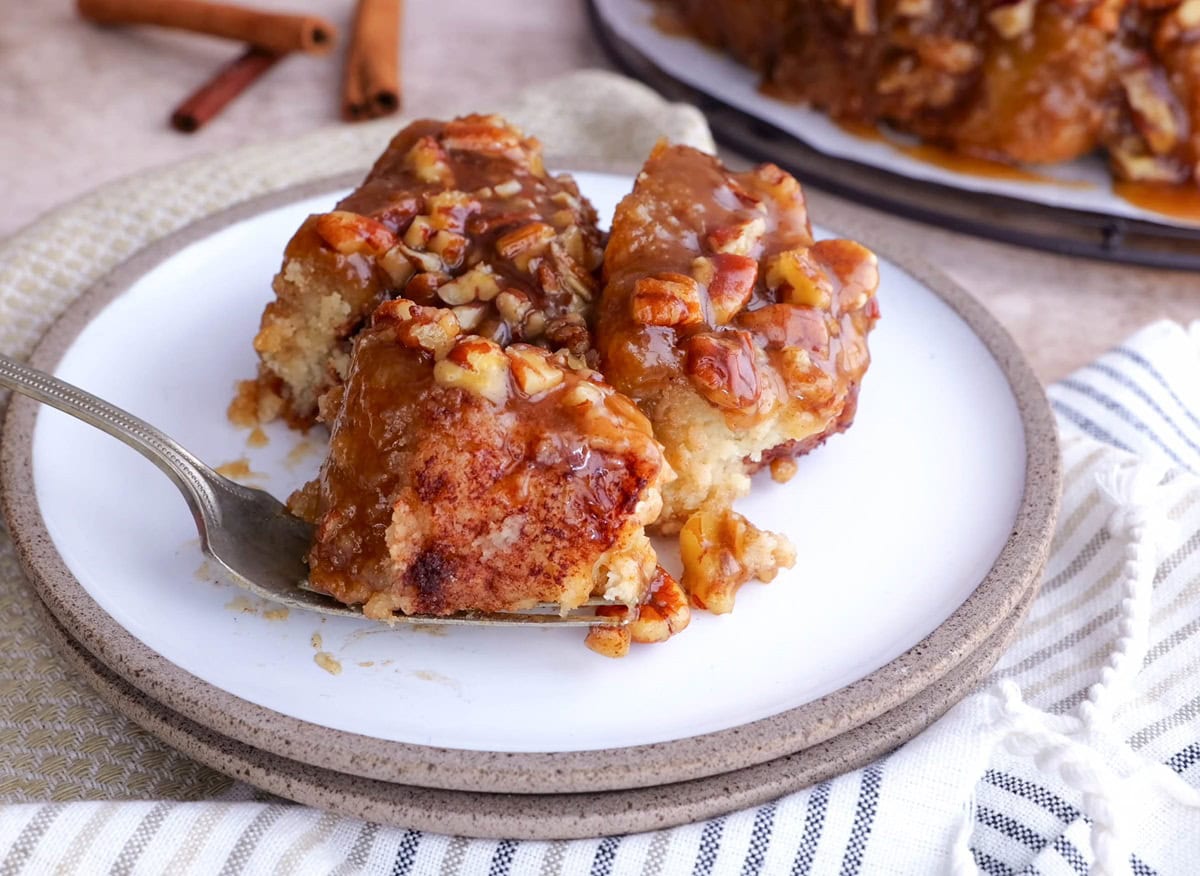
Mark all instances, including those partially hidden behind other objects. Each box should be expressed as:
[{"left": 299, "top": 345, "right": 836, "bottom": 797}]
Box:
[
  {"left": 1120, "top": 63, "right": 1184, "bottom": 156},
  {"left": 736, "top": 303, "right": 830, "bottom": 353},
  {"left": 629, "top": 568, "right": 690, "bottom": 644},
  {"left": 496, "top": 221, "right": 557, "bottom": 269},
  {"left": 682, "top": 331, "right": 762, "bottom": 411},
  {"left": 680, "top": 508, "right": 796, "bottom": 615},
  {"left": 375, "top": 299, "right": 461, "bottom": 359},
  {"left": 506, "top": 344, "right": 565, "bottom": 396},
  {"left": 693, "top": 254, "right": 758, "bottom": 325},
  {"left": 432, "top": 337, "right": 510, "bottom": 404},
  {"left": 315, "top": 211, "right": 397, "bottom": 256},
  {"left": 765, "top": 248, "right": 833, "bottom": 309},
  {"left": 987, "top": 0, "right": 1036, "bottom": 38},
  {"left": 403, "top": 136, "right": 453, "bottom": 186},
  {"left": 630, "top": 273, "right": 706, "bottom": 327},
  {"left": 436, "top": 264, "right": 501, "bottom": 305},
  {"left": 707, "top": 216, "right": 767, "bottom": 256}
]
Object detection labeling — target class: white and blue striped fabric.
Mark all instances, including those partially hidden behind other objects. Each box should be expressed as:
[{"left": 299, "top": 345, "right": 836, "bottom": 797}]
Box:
[{"left": 1, "top": 320, "right": 1199, "bottom": 874}]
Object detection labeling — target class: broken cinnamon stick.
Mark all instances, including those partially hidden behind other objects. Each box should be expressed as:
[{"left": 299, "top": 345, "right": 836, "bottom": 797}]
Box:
[
  {"left": 170, "top": 46, "right": 282, "bottom": 133},
  {"left": 341, "top": 0, "right": 402, "bottom": 121},
  {"left": 77, "top": 0, "right": 336, "bottom": 56}
]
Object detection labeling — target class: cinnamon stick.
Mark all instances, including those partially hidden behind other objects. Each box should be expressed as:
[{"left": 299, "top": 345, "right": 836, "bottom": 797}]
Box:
[
  {"left": 77, "top": 0, "right": 336, "bottom": 56},
  {"left": 170, "top": 46, "right": 282, "bottom": 133},
  {"left": 342, "top": 0, "right": 403, "bottom": 121}
]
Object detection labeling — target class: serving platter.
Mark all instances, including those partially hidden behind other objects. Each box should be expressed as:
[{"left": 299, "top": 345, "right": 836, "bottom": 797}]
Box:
[
  {"left": 0, "top": 169, "right": 1059, "bottom": 797},
  {"left": 590, "top": 0, "right": 1200, "bottom": 269}
]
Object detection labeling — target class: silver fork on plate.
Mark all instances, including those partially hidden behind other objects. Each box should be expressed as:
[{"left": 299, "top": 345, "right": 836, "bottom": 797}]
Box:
[{"left": 0, "top": 354, "right": 625, "bottom": 627}]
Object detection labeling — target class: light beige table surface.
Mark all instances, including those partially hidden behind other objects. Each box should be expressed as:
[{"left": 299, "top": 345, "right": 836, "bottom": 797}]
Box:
[{"left": 3, "top": 0, "right": 1197, "bottom": 382}]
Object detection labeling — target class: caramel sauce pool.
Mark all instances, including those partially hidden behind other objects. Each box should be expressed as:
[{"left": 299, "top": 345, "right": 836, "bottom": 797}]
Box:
[
  {"left": 834, "top": 120, "right": 1090, "bottom": 187},
  {"left": 1113, "top": 182, "right": 1200, "bottom": 223}
]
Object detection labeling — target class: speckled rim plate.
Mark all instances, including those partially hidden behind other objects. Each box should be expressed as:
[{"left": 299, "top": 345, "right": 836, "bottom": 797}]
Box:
[
  {"left": 0, "top": 170, "right": 1061, "bottom": 797},
  {"left": 34, "top": 572, "right": 1034, "bottom": 839}
]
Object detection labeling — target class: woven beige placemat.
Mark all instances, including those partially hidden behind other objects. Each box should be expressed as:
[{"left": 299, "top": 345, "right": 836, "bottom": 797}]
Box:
[{"left": 0, "top": 69, "right": 713, "bottom": 803}]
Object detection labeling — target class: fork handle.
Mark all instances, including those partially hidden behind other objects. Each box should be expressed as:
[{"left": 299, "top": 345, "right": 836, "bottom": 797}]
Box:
[{"left": 0, "top": 353, "right": 222, "bottom": 528}]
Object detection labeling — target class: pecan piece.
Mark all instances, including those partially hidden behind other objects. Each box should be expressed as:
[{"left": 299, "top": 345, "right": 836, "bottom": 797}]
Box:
[
  {"left": 506, "top": 344, "right": 565, "bottom": 396},
  {"left": 375, "top": 299, "right": 461, "bottom": 359},
  {"left": 683, "top": 330, "right": 762, "bottom": 411},
  {"left": 432, "top": 337, "right": 510, "bottom": 404},
  {"left": 315, "top": 211, "right": 397, "bottom": 256},
  {"left": 630, "top": 272, "right": 705, "bottom": 327},
  {"left": 680, "top": 508, "right": 796, "bottom": 615},
  {"left": 693, "top": 254, "right": 758, "bottom": 325},
  {"left": 736, "top": 303, "right": 830, "bottom": 353},
  {"left": 707, "top": 216, "right": 766, "bottom": 256},
  {"left": 629, "top": 568, "right": 691, "bottom": 644},
  {"left": 403, "top": 136, "right": 453, "bottom": 186}
]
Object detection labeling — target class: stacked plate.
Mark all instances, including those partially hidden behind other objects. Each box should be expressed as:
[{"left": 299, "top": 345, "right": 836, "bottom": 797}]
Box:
[{"left": 0, "top": 171, "right": 1059, "bottom": 840}]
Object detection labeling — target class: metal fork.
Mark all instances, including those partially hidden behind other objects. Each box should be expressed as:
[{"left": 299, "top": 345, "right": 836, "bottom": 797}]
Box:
[{"left": 0, "top": 354, "right": 627, "bottom": 627}]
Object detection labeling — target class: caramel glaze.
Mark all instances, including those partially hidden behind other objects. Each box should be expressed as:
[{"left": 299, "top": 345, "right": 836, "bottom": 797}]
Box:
[
  {"left": 296, "top": 319, "right": 662, "bottom": 617},
  {"left": 1114, "top": 181, "right": 1200, "bottom": 222},
  {"left": 327, "top": 118, "right": 600, "bottom": 328},
  {"left": 253, "top": 115, "right": 604, "bottom": 424},
  {"left": 598, "top": 143, "right": 878, "bottom": 488}
]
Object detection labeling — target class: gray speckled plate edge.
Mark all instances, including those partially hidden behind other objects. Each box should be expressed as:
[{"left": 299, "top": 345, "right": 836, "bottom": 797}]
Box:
[
  {"left": 34, "top": 572, "right": 1035, "bottom": 840},
  {"left": 0, "top": 168, "right": 1061, "bottom": 797}
]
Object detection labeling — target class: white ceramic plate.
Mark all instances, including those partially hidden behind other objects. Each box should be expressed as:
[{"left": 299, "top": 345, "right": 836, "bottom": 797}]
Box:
[{"left": 3, "top": 170, "right": 1057, "bottom": 794}]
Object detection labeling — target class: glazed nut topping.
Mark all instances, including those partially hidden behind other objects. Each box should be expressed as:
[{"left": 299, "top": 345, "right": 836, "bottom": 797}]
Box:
[
  {"left": 696, "top": 254, "right": 758, "bottom": 325},
  {"left": 315, "top": 211, "right": 397, "bottom": 256},
  {"left": 506, "top": 344, "right": 565, "bottom": 396},
  {"left": 378, "top": 299, "right": 462, "bottom": 359},
  {"left": 379, "top": 246, "right": 416, "bottom": 288},
  {"left": 629, "top": 570, "right": 691, "bottom": 644},
  {"left": 683, "top": 331, "right": 762, "bottom": 410},
  {"left": 741, "top": 303, "right": 831, "bottom": 353},
  {"left": 987, "top": 0, "right": 1037, "bottom": 38},
  {"left": 451, "top": 301, "right": 488, "bottom": 332},
  {"left": 428, "top": 230, "right": 468, "bottom": 268},
  {"left": 630, "top": 273, "right": 705, "bottom": 326},
  {"left": 433, "top": 337, "right": 510, "bottom": 405},
  {"left": 496, "top": 221, "right": 557, "bottom": 268},
  {"left": 706, "top": 216, "right": 767, "bottom": 256},
  {"left": 425, "top": 190, "right": 480, "bottom": 232},
  {"left": 403, "top": 136, "right": 453, "bottom": 185},
  {"left": 495, "top": 288, "right": 534, "bottom": 328},
  {"left": 441, "top": 116, "right": 525, "bottom": 155},
  {"left": 436, "top": 264, "right": 501, "bottom": 305},
  {"left": 680, "top": 508, "right": 797, "bottom": 615},
  {"left": 766, "top": 249, "right": 834, "bottom": 309},
  {"left": 1120, "top": 66, "right": 1182, "bottom": 156}
]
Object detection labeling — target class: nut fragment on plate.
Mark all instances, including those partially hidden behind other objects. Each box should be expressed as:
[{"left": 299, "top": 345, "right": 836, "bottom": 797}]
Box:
[
  {"left": 291, "top": 300, "right": 672, "bottom": 631},
  {"left": 238, "top": 114, "right": 605, "bottom": 427},
  {"left": 597, "top": 142, "right": 879, "bottom": 611}
]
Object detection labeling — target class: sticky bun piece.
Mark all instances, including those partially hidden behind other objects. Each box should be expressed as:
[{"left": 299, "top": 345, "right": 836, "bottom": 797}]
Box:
[
  {"left": 289, "top": 300, "right": 673, "bottom": 648},
  {"left": 597, "top": 143, "right": 879, "bottom": 611},
  {"left": 658, "top": 0, "right": 1200, "bottom": 187},
  {"left": 237, "top": 114, "right": 604, "bottom": 427}
]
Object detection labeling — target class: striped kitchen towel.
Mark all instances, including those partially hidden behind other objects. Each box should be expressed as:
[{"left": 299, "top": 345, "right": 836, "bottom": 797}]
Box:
[{"left": 0, "top": 321, "right": 1197, "bottom": 874}]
